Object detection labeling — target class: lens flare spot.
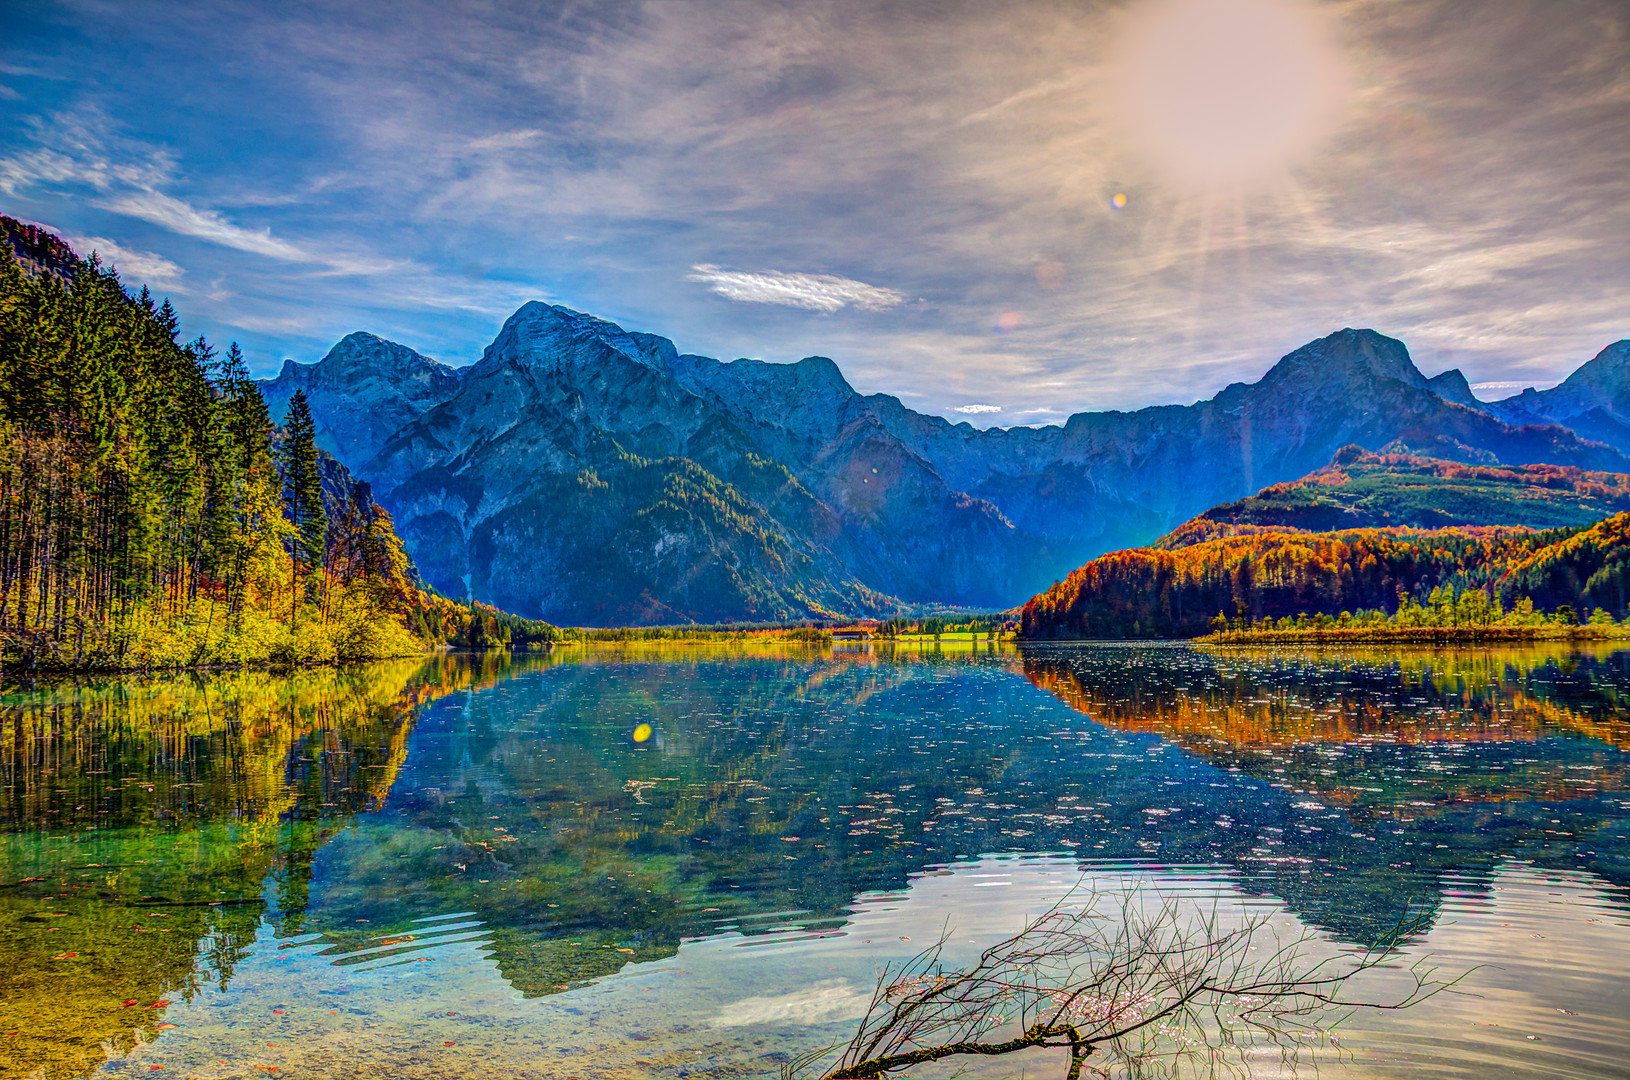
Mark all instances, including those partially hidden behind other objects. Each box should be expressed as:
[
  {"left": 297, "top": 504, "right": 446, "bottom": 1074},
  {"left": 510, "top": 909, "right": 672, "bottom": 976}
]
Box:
[
  {"left": 632, "top": 723, "right": 652, "bottom": 743},
  {"left": 1111, "top": 192, "right": 1128, "bottom": 209},
  {"left": 993, "top": 311, "right": 1021, "bottom": 334}
]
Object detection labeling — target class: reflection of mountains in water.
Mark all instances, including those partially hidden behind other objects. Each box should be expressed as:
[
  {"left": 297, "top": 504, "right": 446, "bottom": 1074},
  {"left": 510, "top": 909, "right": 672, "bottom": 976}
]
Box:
[
  {"left": 332, "top": 647, "right": 1630, "bottom": 986},
  {"left": 7, "top": 645, "right": 1629, "bottom": 1075},
  {"left": 0, "top": 654, "right": 520, "bottom": 1080}
]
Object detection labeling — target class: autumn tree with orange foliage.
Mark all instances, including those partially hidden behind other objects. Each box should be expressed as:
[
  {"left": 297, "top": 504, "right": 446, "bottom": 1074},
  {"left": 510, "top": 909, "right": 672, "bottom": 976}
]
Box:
[{"left": 1021, "top": 514, "right": 1630, "bottom": 639}]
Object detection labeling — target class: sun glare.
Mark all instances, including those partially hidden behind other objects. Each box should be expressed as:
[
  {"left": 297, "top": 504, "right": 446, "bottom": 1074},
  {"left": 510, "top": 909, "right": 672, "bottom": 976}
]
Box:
[{"left": 1110, "top": 0, "right": 1349, "bottom": 190}]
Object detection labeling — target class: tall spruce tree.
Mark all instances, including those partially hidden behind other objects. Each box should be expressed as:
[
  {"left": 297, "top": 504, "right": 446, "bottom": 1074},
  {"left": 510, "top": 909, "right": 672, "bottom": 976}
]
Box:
[{"left": 281, "top": 390, "right": 327, "bottom": 621}]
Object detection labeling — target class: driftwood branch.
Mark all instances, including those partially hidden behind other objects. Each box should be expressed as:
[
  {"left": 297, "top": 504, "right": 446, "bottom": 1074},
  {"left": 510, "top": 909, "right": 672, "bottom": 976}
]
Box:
[
  {"left": 795, "top": 879, "right": 1455, "bottom": 1080},
  {"left": 829, "top": 1020, "right": 1091, "bottom": 1079}
]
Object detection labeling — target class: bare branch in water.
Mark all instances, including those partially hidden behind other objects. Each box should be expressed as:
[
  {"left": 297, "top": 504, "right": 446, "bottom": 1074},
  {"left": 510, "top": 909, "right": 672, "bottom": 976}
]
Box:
[{"left": 788, "top": 880, "right": 1455, "bottom": 1080}]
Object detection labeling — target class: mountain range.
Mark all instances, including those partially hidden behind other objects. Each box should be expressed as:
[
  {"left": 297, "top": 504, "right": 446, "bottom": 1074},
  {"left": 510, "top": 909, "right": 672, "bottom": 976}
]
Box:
[{"left": 262, "top": 302, "right": 1630, "bottom": 625}]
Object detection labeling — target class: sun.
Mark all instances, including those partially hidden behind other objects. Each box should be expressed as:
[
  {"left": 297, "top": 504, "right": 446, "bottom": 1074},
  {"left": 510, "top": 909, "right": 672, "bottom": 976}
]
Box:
[{"left": 1109, "top": 0, "right": 1349, "bottom": 190}]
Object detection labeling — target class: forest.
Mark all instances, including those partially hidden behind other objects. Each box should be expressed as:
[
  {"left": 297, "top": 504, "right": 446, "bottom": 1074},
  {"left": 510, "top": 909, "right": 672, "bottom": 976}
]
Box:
[
  {"left": 0, "top": 224, "right": 562, "bottom": 671},
  {"left": 1021, "top": 512, "right": 1630, "bottom": 639}
]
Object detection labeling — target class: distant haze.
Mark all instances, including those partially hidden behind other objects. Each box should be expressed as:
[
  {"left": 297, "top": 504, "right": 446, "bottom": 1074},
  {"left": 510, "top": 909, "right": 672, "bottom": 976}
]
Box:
[{"left": 2, "top": 0, "right": 1627, "bottom": 425}]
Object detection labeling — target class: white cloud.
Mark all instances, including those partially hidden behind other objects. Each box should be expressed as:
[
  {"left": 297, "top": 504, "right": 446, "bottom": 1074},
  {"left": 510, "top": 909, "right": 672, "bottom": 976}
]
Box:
[
  {"left": 953, "top": 403, "right": 1002, "bottom": 414},
  {"left": 687, "top": 264, "right": 906, "bottom": 312},
  {"left": 97, "top": 190, "right": 309, "bottom": 261},
  {"left": 63, "top": 234, "right": 187, "bottom": 291},
  {"left": 466, "top": 128, "right": 545, "bottom": 153}
]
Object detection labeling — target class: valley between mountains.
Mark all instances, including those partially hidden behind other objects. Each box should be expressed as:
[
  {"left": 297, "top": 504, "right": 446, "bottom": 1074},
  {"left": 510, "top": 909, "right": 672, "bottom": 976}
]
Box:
[{"left": 264, "top": 301, "right": 1630, "bottom": 626}]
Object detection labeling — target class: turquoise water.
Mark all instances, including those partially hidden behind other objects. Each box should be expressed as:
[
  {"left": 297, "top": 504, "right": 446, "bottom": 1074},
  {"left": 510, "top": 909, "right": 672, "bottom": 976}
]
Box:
[{"left": 3, "top": 642, "right": 1628, "bottom": 1079}]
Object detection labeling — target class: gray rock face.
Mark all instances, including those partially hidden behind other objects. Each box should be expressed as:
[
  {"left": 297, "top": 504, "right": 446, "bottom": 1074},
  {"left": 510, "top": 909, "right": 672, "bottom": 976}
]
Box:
[
  {"left": 1426, "top": 368, "right": 1479, "bottom": 407},
  {"left": 1482, "top": 340, "right": 1630, "bottom": 452},
  {"left": 262, "top": 309, "right": 1630, "bottom": 625},
  {"left": 261, "top": 332, "right": 463, "bottom": 467}
]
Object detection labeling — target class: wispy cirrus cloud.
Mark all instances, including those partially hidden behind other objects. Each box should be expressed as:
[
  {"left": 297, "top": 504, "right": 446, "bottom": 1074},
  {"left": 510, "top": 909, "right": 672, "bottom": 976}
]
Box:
[
  {"left": 96, "top": 190, "right": 308, "bottom": 261},
  {"left": 0, "top": 108, "right": 386, "bottom": 273},
  {"left": 953, "top": 403, "right": 1002, "bottom": 414},
  {"left": 686, "top": 264, "right": 906, "bottom": 313}
]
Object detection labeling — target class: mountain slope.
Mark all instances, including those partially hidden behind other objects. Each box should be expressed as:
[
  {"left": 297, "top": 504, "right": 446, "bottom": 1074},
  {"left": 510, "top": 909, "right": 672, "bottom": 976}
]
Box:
[
  {"left": 266, "top": 308, "right": 1630, "bottom": 624},
  {"left": 1158, "top": 448, "right": 1630, "bottom": 546},
  {"left": 262, "top": 332, "right": 463, "bottom": 467},
  {"left": 1483, "top": 341, "right": 1630, "bottom": 453},
  {"left": 356, "top": 304, "right": 930, "bottom": 623},
  {"left": 672, "top": 327, "right": 1627, "bottom": 558}
]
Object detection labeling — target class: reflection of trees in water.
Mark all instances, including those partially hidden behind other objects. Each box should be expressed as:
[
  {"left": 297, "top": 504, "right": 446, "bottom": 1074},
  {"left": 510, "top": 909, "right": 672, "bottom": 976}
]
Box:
[
  {"left": 1016, "top": 644, "right": 1630, "bottom": 936},
  {"left": 1020, "top": 645, "right": 1630, "bottom": 803},
  {"left": 0, "top": 652, "right": 520, "bottom": 1080},
  {"left": 6, "top": 644, "right": 1628, "bottom": 1073}
]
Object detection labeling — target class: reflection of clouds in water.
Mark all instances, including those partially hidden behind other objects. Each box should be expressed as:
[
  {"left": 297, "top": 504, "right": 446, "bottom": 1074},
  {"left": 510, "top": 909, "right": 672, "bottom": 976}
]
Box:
[{"left": 709, "top": 978, "right": 871, "bottom": 1028}]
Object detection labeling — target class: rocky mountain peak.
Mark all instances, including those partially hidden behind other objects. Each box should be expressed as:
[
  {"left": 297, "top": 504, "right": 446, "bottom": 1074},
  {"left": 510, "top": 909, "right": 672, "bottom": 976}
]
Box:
[
  {"left": 1426, "top": 368, "right": 1479, "bottom": 407},
  {"left": 1556, "top": 340, "right": 1630, "bottom": 404},
  {"left": 262, "top": 331, "right": 463, "bottom": 467},
  {"left": 476, "top": 301, "right": 669, "bottom": 377},
  {"left": 298, "top": 332, "right": 459, "bottom": 387},
  {"left": 1261, "top": 328, "right": 1427, "bottom": 394}
]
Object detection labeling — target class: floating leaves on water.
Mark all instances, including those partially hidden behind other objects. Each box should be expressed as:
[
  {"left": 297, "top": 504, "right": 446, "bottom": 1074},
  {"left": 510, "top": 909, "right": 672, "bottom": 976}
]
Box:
[
  {"left": 50, "top": 951, "right": 78, "bottom": 959},
  {"left": 155, "top": 1022, "right": 177, "bottom": 1031},
  {"left": 121, "top": 999, "right": 139, "bottom": 1008}
]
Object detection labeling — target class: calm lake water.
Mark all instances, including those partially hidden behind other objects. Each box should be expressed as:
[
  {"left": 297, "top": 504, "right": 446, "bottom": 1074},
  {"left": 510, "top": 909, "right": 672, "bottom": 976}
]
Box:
[{"left": 4, "top": 642, "right": 1629, "bottom": 1080}]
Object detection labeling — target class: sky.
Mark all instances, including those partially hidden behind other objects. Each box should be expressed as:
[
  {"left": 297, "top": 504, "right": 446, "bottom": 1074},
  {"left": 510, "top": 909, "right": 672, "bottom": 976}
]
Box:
[{"left": 2, "top": 0, "right": 1628, "bottom": 426}]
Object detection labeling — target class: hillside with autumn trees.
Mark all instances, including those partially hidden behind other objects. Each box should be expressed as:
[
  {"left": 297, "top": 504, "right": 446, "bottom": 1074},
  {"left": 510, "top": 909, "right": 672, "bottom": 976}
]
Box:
[
  {"left": 1162, "top": 446, "right": 1630, "bottom": 543},
  {"left": 1021, "top": 453, "right": 1630, "bottom": 639},
  {"left": 0, "top": 217, "right": 565, "bottom": 671}
]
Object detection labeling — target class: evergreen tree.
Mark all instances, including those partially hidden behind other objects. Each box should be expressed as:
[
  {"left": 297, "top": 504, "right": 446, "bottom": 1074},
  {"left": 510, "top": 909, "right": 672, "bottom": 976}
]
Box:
[{"left": 281, "top": 390, "right": 327, "bottom": 619}]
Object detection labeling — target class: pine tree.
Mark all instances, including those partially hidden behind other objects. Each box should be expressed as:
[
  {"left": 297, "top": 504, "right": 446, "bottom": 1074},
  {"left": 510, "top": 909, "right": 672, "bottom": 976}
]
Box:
[{"left": 281, "top": 390, "right": 327, "bottom": 623}]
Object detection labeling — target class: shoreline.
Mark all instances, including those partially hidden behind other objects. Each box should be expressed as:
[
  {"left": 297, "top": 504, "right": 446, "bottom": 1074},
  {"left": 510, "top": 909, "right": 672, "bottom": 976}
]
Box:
[
  {"left": 0, "top": 642, "right": 568, "bottom": 684},
  {"left": 1194, "top": 625, "right": 1630, "bottom": 645}
]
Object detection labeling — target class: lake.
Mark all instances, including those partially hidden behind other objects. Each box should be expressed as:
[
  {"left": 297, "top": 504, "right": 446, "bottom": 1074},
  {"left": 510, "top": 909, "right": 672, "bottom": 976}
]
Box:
[{"left": 4, "top": 642, "right": 1629, "bottom": 1080}]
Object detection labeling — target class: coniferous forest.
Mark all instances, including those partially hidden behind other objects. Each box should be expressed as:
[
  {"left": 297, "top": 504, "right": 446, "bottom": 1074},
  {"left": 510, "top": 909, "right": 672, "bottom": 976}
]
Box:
[{"left": 0, "top": 223, "right": 562, "bottom": 671}]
